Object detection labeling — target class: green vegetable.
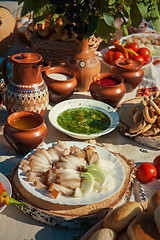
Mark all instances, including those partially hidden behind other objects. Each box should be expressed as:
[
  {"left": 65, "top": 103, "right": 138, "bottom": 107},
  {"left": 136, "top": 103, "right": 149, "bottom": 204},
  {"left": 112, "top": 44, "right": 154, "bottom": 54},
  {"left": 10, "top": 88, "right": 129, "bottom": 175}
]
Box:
[{"left": 0, "top": 191, "right": 25, "bottom": 209}]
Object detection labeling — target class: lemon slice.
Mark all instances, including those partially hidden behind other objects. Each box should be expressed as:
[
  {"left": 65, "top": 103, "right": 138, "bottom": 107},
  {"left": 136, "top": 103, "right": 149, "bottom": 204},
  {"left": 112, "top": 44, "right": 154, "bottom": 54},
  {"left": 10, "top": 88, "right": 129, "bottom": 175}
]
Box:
[{"left": 80, "top": 172, "right": 95, "bottom": 196}]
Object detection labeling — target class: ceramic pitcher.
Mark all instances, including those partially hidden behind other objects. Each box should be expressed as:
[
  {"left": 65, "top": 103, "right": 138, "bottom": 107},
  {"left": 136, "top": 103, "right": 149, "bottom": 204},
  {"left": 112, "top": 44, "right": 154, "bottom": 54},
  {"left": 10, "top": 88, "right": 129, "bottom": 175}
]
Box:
[{"left": 2, "top": 52, "right": 49, "bottom": 115}]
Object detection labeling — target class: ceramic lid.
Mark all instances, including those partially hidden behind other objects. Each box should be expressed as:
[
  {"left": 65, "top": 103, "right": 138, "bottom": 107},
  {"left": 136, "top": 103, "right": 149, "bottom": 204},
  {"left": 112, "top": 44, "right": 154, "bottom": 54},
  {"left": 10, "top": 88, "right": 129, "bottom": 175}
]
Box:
[
  {"left": 114, "top": 58, "right": 143, "bottom": 70},
  {"left": 11, "top": 53, "right": 42, "bottom": 64}
]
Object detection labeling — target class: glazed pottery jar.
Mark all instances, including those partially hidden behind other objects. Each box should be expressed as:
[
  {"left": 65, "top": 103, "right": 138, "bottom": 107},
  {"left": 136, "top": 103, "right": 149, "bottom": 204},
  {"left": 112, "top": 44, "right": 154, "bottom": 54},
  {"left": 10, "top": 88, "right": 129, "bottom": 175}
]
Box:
[
  {"left": 43, "top": 66, "right": 77, "bottom": 103},
  {"left": 2, "top": 52, "right": 49, "bottom": 115},
  {"left": 112, "top": 58, "right": 144, "bottom": 93},
  {"left": 65, "top": 39, "right": 101, "bottom": 92},
  {"left": 90, "top": 72, "right": 126, "bottom": 107},
  {"left": 3, "top": 111, "right": 47, "bottom": 155}
]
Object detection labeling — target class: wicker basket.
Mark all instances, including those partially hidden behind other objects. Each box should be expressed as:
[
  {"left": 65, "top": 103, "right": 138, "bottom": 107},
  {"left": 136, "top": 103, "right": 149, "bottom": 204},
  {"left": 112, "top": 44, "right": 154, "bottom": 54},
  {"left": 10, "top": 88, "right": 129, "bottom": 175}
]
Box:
[{"left": 25, "top": 27, "right": 102, "bottom": 65}]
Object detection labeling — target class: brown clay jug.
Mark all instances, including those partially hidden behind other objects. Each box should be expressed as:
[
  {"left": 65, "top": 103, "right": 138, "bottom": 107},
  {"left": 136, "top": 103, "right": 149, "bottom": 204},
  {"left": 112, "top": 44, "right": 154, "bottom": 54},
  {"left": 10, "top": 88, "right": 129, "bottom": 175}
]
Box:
[
  {"left": 65, "top": 39, "right": 101, "bottom": 92},
  {"left": 2, "top": 52, "right": 49, "bottom": 115}
]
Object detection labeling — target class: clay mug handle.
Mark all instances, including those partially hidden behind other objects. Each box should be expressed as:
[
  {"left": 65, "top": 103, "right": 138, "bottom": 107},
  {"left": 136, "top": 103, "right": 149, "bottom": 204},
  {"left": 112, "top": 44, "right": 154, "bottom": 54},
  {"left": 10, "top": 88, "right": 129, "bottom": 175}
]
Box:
[
  {"left": 1, "top": 56, "right": 11, "bottom": 86},
  {"left": 41, "top": 59, "right": 51, "bottom": 72}
]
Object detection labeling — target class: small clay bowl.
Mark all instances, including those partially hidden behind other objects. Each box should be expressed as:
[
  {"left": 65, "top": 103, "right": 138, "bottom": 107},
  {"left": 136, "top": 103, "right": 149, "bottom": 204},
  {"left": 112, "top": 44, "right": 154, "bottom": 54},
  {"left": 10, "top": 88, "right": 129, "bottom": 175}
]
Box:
[
  {"left": 112, "top": 59, "right": 144, "bottom": 93},
  {"left": 90, "top": 72, "right": 126, "bottom": 107},
  {"left": 43, "top": 66, "right": 77, "bottom": 103},
  {"left": 3, "top": 111, "right": 48, "bottom": 155}
]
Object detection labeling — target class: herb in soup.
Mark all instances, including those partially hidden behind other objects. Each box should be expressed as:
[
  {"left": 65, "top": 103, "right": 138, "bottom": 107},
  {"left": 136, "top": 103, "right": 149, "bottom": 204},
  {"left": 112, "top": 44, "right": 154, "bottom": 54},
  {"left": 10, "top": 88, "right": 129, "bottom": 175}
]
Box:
[{"left": 57, "top": 108, "right": 110, "bottom": 135}]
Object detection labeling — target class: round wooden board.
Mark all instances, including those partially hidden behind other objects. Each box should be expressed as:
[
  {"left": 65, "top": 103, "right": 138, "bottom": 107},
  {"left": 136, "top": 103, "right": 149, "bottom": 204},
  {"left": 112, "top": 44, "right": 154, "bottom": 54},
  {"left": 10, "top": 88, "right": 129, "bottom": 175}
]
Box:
[
  {"left": 9, "top": 152, "right": 135, "bottom": 228},
  {"left": 117, "top": 97, "right": 160, "bottom": 149}
]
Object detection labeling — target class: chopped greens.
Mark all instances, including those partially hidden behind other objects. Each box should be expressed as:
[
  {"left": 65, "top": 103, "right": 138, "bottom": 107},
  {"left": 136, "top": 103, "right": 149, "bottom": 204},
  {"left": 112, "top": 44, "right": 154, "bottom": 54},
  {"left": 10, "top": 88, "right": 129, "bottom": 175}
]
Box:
[{"left": 57, "top": 107, "right": 110, "bottom": 135}]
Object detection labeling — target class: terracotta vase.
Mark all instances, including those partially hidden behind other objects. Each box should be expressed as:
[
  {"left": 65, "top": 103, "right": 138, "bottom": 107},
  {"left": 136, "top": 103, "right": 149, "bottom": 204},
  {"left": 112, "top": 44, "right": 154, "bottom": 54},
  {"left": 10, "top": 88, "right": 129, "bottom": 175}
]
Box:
[
  {"left": 65, "top": 39, "right": 101, "bottom": 92},
  {"left": 90, "top": 72, "right": 126, "bottom": 107},
  {"left": 2, "top": 52, "right": 49, "bottom": 115},
  {"left": 3, "top": 111, "right": 48, "bottom": 155},
  {"left": 112, "top": 59, "right": 144, "bottom": 93},
  {"left": 43, "top": 66, "right": 77, "bottom": 103}
]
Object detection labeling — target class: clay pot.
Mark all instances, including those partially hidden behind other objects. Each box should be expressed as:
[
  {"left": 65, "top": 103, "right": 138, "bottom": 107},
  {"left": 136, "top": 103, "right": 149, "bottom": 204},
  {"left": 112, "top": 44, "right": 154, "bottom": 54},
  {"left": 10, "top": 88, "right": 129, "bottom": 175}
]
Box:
[
  {"left": 3, "top": 111, "right": 48, "bottom": 155},
  {"left": 112, "top": 58, "right": 144, "bottom": 93},
  {"left": 2, "top": 52, "right": 49, "bottom": 115},
  {"left": 43, "top": 66, "right": 77, "bottom": 103},
  {"left": 90, "top": 72, "right": 126, "bottom": 107},
  {"left": 65, "top": 39, "right": 101, "bottom": 92}
]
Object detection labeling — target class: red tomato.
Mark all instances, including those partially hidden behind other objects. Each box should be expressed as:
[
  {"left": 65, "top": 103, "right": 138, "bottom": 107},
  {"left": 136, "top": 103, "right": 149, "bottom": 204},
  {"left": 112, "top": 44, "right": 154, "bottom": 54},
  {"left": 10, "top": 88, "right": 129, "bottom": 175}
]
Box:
[
  {"left": 137, "top": 47, "right": 150, "bottom": 61},
  {"left": 136, "top": 162, "right": 157, "bottom": 183},
  {"left": 153, "top": 155, "right": 160, "bottom": 176},
  {"left": 132, "top": 55, "right": 145, "bottom": 65},
  {"left": 126, "top": 42, "right": 139, "bottom": 52},
  {"left": 110, "top": 51, "right": 125, "bottom": 65},
  {"left": 104, "top": 48, "right": 116, "bottom": 65}
]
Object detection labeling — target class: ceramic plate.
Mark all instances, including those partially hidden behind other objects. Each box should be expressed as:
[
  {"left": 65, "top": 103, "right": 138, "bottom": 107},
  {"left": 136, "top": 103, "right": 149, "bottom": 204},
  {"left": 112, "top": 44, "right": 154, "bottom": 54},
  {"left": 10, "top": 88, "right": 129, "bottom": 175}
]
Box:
[
  {"left": 99, "top": 47, "right": 153, "bottom": 69},
  {"left": 0, "top": 173, "right": 12, "bottom": 213},
  {"left": 48, "top": 99, "right": 119, "bottom": 140},
  {"left": 18, "top": 141, "right": 125, "bottom": 206},
  {"left": 120, "top": 33, "right": 160, "bottom": 57}
]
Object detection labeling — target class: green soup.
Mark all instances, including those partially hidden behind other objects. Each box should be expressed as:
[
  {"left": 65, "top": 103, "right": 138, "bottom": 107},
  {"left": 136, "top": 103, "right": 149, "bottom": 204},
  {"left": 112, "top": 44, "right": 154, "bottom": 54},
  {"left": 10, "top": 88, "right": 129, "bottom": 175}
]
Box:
[{"left": 57, "top": 107, "right": 111, "bottom": 135}]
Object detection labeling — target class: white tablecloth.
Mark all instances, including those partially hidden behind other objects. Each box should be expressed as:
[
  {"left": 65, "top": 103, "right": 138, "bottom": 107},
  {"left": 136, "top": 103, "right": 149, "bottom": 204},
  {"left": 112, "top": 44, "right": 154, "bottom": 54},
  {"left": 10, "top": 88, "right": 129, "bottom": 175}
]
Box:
[{"left": 1, "top": 2, "right": 160, "bottom": 239}]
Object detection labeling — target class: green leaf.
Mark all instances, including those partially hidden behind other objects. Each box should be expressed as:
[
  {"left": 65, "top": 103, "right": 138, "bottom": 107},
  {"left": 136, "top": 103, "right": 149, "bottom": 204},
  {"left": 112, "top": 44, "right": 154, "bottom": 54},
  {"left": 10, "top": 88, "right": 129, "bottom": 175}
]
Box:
[
  {"left": 18, "top": 0, "right": 24, "bottom": 4},
  {"left": 123, "top": 5, "right": 130, "bottom": 16},
  {"left": 20, "top": 0, "right": 50, "bottom": 17},
  {"left": 96, "top": 18, "right": 115, "bottom": 43},
  {"left": 33, "top": 2, "right": 50, "bottom": 23},
  {"left": 48, "top": 14, "right": 59, "bottom": 26},
  {"left": 108, "top": 0, "right": 116, "bottom": 5},
  {"left": 103, "top": 12, "right": 118, "bottom": 31},
  {"left": 148, "top": 6, "right": 159, "bottom": 19},
  {"left": 152, "top": 18, "right": 160, "bottom": 33},
  {"left": 20, "top": 0, "right": 34, "bottom": 16},
  {"left": 121, "top": 23, "right": 129, "bottom": 36},
  {"left": 130, "top": 3, "right": 143, "bottom": 27},
  {"left": 136, "top": 2, "right": 148, "bottom": 19},
  {"left": 88, "top": 15, "right": 99, "bottom": 36},
  {"left": 123, "top": 0, "right": 132, "bottom": 7},
  {"left": 125, "top": 15, "right": 131, "bottom": 28}
]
